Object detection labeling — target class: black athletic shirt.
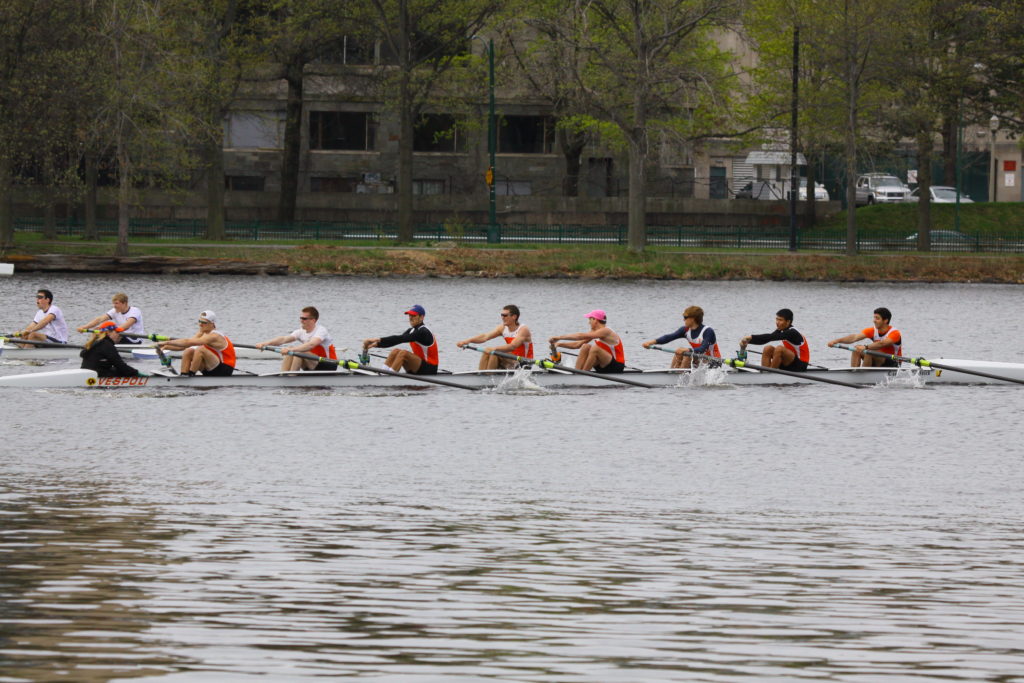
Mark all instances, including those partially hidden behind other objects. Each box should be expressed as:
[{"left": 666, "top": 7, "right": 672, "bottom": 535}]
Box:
[
  {"left": 749, "top": 327, "right": 804, "bottom": 348},
  {"left": 378, "top": 324, "right": 435, "bottom": 350},
  {"left": 80, "top": 337, "right": 140, "bottom": 377}
]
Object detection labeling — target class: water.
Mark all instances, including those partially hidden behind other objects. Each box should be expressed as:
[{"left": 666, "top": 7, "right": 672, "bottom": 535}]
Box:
[{"left": 2, "top": 274, "right": 1023, "bottom": 681}]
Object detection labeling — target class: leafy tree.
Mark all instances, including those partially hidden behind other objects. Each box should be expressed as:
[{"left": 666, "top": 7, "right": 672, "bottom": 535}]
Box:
[{"left": 520, "top": 0, "right": 739, "bottom": 253}]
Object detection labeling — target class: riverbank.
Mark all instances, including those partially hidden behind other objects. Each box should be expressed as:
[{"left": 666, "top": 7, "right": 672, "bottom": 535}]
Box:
[{"left": 4, "top": 239, "right": 1023, "bottom": 283}]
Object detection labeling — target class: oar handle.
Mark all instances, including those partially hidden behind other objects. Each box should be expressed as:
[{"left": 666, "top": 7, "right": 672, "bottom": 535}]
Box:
[
  {"left": 467, "top": 344, "right": 655, "bottom": 388},
  {"left": 87, "top": 330, "right": 171, "bottom": 342}
]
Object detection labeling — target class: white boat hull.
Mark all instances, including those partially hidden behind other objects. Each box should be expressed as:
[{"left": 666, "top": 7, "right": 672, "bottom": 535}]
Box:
[{"left": 1, "top": 360, "right": 1021, "bottom": 389}]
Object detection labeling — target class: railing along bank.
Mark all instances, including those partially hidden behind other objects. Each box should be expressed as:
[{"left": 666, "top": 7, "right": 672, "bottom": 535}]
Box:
[{"left": 14, "top": 219, "right": 1024, "bottom": 253}]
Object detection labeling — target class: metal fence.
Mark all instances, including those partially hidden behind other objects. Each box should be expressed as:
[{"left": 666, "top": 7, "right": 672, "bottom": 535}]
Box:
[{"left": 14, "top": 218, "right": 1024, "bottom": 253}]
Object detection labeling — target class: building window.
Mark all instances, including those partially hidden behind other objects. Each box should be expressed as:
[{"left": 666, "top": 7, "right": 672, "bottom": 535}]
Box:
[
  {"left": 496, "top": 180, "right": 532, "bottom": 196},
  {"left": 225, "top": 175, "right": 265, "bottom": 191},
  {"left": 310, "top": 177, "right": 358, "bottom": 193},
  {"left": 498, "top": 116, "right": 555, "bottom": 154},
  {"left": 678, "top": 168, "right": 695, "bottom": 198},
  {"left": 413, "top": 179, "right": 446, "bottom": 195},
  {"left": 309, "top": 111, "right": 376, "bottom": 151},
  {"left": 317, "top": 36, "right": 375, "bottom": 65},
  {"left": 225, "top": 112, "right": 284, "bottom": 149},
  {"left": 414, "top": 114, "right": 465, "bottom": 152}
]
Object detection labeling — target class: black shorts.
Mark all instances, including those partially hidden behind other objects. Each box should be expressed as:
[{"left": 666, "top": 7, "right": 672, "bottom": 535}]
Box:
[
  {"left": 310, "top": 361, "right": 337, "bottom": 371},
  {"left": 879, "top": 357, "right": 898, "bottom": 368},
  {"left": 412, "top": 362, "right": 439, "bottom": 376},
  {"left": 594, "top": 359, "right": 626, "bottom": 374},
  {"left": 780, "top": 359, "right": 809, "bottom": 372},
  {"left": 201, "top": 362, "right": 235, "bottom": 377}
]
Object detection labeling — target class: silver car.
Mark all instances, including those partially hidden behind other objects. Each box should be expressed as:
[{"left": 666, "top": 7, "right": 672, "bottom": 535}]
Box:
[
  {"left": 855, "top": 173, "right": 911, "bottom": 205},
  {"left": 910, "top": 186, "right": 973, "bottom": 203}
]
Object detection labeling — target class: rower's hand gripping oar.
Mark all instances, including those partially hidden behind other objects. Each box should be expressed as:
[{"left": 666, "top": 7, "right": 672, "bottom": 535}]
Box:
[
  {"left": 245, "top": 345, "right": 480, "bottom": 391},
  {"left": 464, "top": 344, "right": 656, "bottom": 388},
  {"left": 691, "top": 351, "right": 867, "bottom": 389},
  {"left": 833, "top": 344, "right": 1024, "bottom": 386}
]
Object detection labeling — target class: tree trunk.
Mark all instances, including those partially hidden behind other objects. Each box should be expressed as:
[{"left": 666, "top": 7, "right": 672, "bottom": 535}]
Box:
[
  {"left": 84, "top": 153, "right": 98, "bottom": 240},
  {"left": 396, "top": 0, "right": 414, "bottom": 243},
  {"left": 116, "top": 122, "right": 130, "bottom": 257},
  {"left": 916, "top": 132, "right": 932, "bottom": 252},
  {"left": 277, "top": 58, "right": 304, "bottom": 224},
  {"left": 561, "top": 129, "right": 586, "bottom": 197},
  {"left": 0, "top": 157, "right": 12, "bottom": 249},
  {"left": 205, "top": 134, "right": 226, "bottom": 240},
  {"left": 803, "top": 154, "right": 817, "bottom": 227},
  {"left": 43, "top": 197, "right": 57, "bottom": 240},
  {"left": 626, "top": 134, "right": 646, "bottom": 254}
]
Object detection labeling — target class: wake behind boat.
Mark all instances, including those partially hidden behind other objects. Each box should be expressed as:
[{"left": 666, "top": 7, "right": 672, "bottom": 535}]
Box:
[{"left": 1, "top": 360, "right": 1022, "bottom": 389}]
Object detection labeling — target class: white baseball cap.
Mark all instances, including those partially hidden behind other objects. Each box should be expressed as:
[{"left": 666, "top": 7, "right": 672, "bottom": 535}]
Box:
[{"left": 198, "top": 310, "right": 217, "bottom": 324}]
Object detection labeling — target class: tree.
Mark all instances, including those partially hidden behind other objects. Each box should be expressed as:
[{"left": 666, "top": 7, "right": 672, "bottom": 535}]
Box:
[{"left": 522, "top": 0, "right": 739, "bottom": 253}]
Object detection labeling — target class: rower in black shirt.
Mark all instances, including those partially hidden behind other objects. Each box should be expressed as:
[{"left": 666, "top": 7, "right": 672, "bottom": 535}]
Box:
[
  {"left": 362, "top": 305, "right": 439, "bottom": 375},
  {"left": 80, "top": 321, "right": 141, "bottom": 378},
  {"left": 739, "top": 308, "right": 810, "bottom": 372}
]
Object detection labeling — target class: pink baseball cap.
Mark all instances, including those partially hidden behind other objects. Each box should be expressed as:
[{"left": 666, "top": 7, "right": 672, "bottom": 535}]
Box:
[{"left": 584, "top": 309, "right": 607, "bottom": 322}]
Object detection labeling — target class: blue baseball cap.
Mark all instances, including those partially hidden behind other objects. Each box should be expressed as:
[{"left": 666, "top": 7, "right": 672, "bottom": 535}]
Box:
[{"left": 404, "top": 304, "right": 426, "bottom": 317}]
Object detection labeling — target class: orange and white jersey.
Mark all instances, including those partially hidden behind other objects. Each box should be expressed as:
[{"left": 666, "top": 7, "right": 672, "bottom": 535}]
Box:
[
  {"left": 595, "top": 331, "right": 626, "bottom": 364},
  {"left": 862, "top": 326, "right": 902, "bottom": 357},
  {"left": 204, "top": 332, "right": 237, "bottom": 368},
  {"left": 782, "top": 329, "right": 810, "bottom": 363},
  {"left": 503, "top": 325, "right": 533, "bottom": 359},
  {"left": 292, "top": 324, "right": 337, "bottom": 360},
  {"left": 685, "top": 325, "right": 721, "bottom": 358}
]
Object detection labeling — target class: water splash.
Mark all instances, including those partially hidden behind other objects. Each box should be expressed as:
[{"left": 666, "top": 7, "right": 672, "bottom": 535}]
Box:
[
  {"left": 674, "top": 363, "right": 733, "bottom": 389},
  {"left": 877, "top": 366, "right": 928, "bottom": 389},
  {"left": 493, "top": 366, "right": 548, "bottom": 393}
]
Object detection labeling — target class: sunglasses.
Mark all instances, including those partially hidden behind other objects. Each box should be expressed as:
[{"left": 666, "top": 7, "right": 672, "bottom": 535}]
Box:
[
  {"left": 500, "top": 313, "right": 511, "bottom": 317},
  {"left": 36, "top": 295, "right": 46, "bottom": 299},
  {"left": 197, "top": 320, "right": 212, "bottom": 324}
]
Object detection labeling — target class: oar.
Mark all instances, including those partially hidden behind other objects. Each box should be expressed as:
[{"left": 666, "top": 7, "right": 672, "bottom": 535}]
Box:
[
  {"left": 833, "top": 344, "right": 1024, "bottom": 386},
  {"left": 464, "top": 344, "right": 656, "bottom": 388},
  {"left": 691, "top": 352, "right": 866, "bottom": 389},
  {"left": 153, "top": 344, "right": 178, "bottom": 375},
  {"left": 0, "top": 336, "right": 85, "bottom": 349},
  {"left": 561, "top": 346, "right": 645, "bottom": 371},
  {"left": 251, "top": 345, "right": 480, "bottom": 391}
]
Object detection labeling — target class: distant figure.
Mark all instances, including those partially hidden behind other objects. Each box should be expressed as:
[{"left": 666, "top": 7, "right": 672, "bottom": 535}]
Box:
[
  {"left": 158, "top": 310, "right": 236, "bottom": 376},
  {"left": 739, "top": 308, "right": 809, "bottom": 372},
  {"left": 456, "top": 304, "right": 533, "bottom": 370},
  {"left": 18, "top": 289, "right": 68, "bottom": 346},
  {"left": 363, "top": 305, "right": 439, "bottom": 375},
  {"left": 256, "top": 306, "right": 338, "bottom": 371},
  {"left": 828, "top": 307, "right": 902, "bottom": 367},
  {"left": 642, "top": 305, "right": 721, "bottom": 368},
  {"left": 80, "top": 321, "right": 140, "bottom": 377},
  {"left": 549, "top": 309, "right": 626, "bottom": 373},
  {"left": 79, "top": 292, "right": 145, "bottom": 343}
]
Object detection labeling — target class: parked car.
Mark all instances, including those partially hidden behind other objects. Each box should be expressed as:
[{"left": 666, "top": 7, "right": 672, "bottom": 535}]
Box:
[
  {"left": 798, "top": 179, "right": 830, "bottom": 201},
  {"left": 855, "top": 173, "right": 911, "bottom": 205},
  {"left": 910, "top": 186, "right": 973, "bottom": 203},
  {"left": 904, "top": 230, "right": 975, "bottom": 250}
]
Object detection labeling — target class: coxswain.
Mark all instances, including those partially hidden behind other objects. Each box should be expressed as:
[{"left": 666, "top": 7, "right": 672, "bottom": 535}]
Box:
[
  {"left": 17, "top": 289, "right": 69, "bottom": 347},
  {"left": 641, "top": 305, "right": 721, "bottom": 368},
  {"left": 455, "top": 304, "right": 534, "bottom": 370},
  {"left": 362, "top": 305, "right": 439, "bottom": 375},
  {"left": 78, "top": 292, "right": 145, "bottom": 343},
  {"left": 548, "top": 309, "right": 626, "bottom": 373},
  {"left": 256, "top": 306, "right": 338, "bottom": 371},
  {"left": 158, "top": 310, "right": 236, "bottom": 376},
  {"left": 80, "top": 321, "right": 141, "bottom": 377},
  {"left": 827, "top": 307, "right": 902, "bottom": 367},
  {"left": 739, "top": 308, "right": 810, "bottom": 371}
]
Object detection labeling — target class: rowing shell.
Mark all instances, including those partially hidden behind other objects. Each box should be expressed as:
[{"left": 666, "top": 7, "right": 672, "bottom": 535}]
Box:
[
  {"left": 0, "top": 344, "right": 270, "bottom": 362},
  {"left": 1, "top": 360, "right": 1022, "bottom": 389}
]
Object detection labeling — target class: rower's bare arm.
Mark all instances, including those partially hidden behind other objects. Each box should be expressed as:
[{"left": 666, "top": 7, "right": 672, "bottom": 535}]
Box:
[
  {"left": 828, "top": 332, "right": 865, "bottom": 347},
  {"left": 457, "top": 326, "right": 501, "bottom": 347},
  {"left": 257, "top": 334, "right": 293, "bottom": 349},
  {"left": 79, "top": 315, "right": 108, "bottom": 332},
  {"left": 291, "top": 336, "right": 322, "bottom": 353}
]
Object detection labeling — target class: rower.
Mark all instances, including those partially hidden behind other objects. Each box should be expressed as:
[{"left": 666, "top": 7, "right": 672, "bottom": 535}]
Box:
[
  {"left": 739, "top": 308, "right": 810, "bottom": 372},
  {"left": 827, "top": 307, "right": 902, "bottom": 367},
  {"left": 80, "top": 321, "right": 141, "bottom": 377},
  {"left": 256, "top": 306, "right": 338, "bottom": 371},
  {"left": 78, "top": 292, "right": 145, "bottom": 343},
  {"left": 158, "top": 310, "right": 236, "bottom": 376},
  {"left": 455, "top": 304, "right": 533, "bottom": 370},
  {"left": 17, "top": 289, "right": 69, "bottom": 347},
  {"left": 362, "top": 305, "right": 439, "bottom": 375},
  {"left": 549, "top": 309, "right": 626, "bottom": 373},
  {"left": 641, "top": 305, "right": 721, "bottom": 368}
]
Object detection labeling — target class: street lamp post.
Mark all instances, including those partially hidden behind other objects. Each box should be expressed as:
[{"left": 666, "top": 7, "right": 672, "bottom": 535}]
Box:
[
  {"left": 989, "top": 115, "right": 999, "bottom": 203},
  {"left": 471, "top": 35, "right": 498, "bottom": 243}
]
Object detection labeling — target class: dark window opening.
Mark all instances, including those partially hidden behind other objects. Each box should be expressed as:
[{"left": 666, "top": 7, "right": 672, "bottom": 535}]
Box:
[
  {"left": 414, "top": 114, "right": 464, "bottom": 153},
  {"left": 225, "top": 175, "right": 265, "bottom": 191},
  {"left": 498, "top": 116, "right": 555, "bottom": 154},
  {"left": 310, "top": 177, "right": 359, "bottom": 193},
  {"left": 309, "top": 111, "right": 376, "bottom": 151}
]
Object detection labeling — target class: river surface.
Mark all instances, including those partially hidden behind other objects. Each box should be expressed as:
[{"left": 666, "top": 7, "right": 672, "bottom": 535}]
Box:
[{"left": 1, "top": 274, "right": 1023, "bottom": 681}]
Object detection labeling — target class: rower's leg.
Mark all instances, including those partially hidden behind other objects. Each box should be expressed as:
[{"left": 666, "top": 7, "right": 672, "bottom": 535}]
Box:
[
  {"left": 575, "top": 345, "right": 591, "bottom": 369},
  {"left": 851, "top": 348, "right": 865, "bottom": 366},
  {"left": 862, "top": 354, "right": 884, "bottom": 367},
  {"left": 774, "top": 347, "right": 796, "bottom": 369},
  {"left": 281, "top": 354, "right": 301, "bottom": 372},
  {"left": 179, "top": 347, "right": 195, "bottom": 374},
  {"left": 399, "top": 350, "right": 423, "bottom": 373},
  {"left": 581, "top": 345, "right": 611, "bottom": 371},
  {"left": 672, "top": 349, "right": 690, "bottom": 369},
  {"left": 385, "top": 348, "right": 402, "bottom": 371},
  {"left": 193, "top": 348, "right": 219, "bottom": 373}
]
